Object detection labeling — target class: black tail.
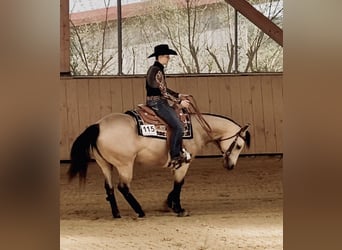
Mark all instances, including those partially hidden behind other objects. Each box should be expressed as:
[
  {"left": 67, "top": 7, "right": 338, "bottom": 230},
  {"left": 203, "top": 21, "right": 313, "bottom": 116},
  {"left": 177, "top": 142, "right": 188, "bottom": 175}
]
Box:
[{"left": 68, "top": 124, "right": 100, "bottom": 183}]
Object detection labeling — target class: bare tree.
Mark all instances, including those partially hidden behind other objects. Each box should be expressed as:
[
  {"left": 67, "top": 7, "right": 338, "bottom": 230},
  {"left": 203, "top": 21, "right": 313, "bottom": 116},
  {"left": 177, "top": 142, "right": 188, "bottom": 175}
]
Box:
[
  {"left": 69, "top": 0, "right": 283, "bottom": 75},
  {"left": 69, "top": 0, "right": 115, "bottom": 75},
  {"left": 136, "top": 0, "right": 215, "bottom": 73},
  {"left": 138, "top": 0, "right": 276, "bottom": 74},
  {"left": 239, "top": 0, "right": 283, "bottom": 72},
  {"left": 206, "top": 3, "right": 236, "bottom": 73}
]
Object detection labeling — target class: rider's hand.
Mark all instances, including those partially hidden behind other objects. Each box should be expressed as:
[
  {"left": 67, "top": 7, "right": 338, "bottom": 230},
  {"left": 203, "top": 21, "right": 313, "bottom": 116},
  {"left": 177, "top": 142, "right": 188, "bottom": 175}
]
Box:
[
  {"left": 180, "top": 99, "right": 190, "bottom": 108},
  {"left": 179, "top": 93, "right": 190, "bottom": 100}
]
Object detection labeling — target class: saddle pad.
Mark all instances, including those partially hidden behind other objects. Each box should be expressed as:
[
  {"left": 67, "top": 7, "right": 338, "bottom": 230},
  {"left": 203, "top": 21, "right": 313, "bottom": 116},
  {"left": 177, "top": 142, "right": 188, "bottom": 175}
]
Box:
[{"left": 125, "top": 109, "right": 193, "bottom": 140}]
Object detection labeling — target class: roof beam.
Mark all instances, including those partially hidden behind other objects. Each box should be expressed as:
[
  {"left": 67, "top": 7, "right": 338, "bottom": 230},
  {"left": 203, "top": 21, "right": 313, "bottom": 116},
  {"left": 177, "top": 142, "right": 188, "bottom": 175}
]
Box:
[{"left": 225, "top": 0, "right": 283, "bottom": 47}]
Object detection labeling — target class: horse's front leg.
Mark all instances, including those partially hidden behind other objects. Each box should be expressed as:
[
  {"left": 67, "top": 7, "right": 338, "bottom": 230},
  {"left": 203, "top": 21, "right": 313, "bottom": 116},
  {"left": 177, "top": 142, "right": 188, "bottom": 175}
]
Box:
[{"left": 166, "top": 164, "right": 190, "bottom": 217}]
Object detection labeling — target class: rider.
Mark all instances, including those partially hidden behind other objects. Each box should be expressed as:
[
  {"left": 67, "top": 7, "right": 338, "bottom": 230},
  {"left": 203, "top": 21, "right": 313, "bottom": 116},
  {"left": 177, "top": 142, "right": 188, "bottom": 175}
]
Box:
[{"left": 146, "top": 44, "right": 191, "bottom": 168}]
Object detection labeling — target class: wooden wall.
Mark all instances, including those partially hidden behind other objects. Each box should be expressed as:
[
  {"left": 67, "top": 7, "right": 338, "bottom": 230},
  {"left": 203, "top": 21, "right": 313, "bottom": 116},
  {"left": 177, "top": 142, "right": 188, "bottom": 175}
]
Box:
[{"left": 60, "top": 74, "right": 283, "bottom": 160}]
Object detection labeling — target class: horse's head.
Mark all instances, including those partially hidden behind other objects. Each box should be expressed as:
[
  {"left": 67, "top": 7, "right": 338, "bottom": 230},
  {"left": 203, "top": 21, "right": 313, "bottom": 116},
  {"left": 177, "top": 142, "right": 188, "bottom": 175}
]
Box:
[{"left": 218, "top": 124, "right": 251, "bottom": 170}]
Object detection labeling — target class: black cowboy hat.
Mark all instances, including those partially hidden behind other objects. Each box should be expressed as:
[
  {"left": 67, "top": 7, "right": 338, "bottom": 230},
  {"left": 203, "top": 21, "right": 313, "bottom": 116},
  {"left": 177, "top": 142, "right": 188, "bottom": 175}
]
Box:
[{"left": 147, "top": 44, "right": 177, "bottom": 58}]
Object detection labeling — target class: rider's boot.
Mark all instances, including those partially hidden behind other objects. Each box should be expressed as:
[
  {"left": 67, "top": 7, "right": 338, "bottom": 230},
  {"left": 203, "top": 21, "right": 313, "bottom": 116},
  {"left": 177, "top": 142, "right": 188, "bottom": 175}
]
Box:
[
  {"left": 168, "top": 148, "right": 192, "bottom": 169},
  {"left": 181, "top": 148, "right": 191, "bottom": 163}
]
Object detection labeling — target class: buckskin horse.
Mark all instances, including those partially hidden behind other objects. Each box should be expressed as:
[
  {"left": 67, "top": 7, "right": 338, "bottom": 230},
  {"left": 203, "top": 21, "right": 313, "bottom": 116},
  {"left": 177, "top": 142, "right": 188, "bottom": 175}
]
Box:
[{"left": 68, "top": 98, "right": 250, "bottom": 218}]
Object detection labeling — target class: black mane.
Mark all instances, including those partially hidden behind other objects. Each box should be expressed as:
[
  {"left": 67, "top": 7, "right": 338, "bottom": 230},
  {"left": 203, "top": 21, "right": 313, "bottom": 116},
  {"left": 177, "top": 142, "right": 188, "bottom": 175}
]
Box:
[
  {"left": 201, "top": 113, "right": 242, "bottom": 127},
  {"left": 201, "top": 113, "right": 251, "bottom": 148}
]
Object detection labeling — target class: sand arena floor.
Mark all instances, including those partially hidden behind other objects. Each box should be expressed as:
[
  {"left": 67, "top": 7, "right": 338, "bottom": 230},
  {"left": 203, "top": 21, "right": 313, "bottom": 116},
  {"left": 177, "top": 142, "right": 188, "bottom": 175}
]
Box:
[{"left": 60, "top": 156, "right": 283, "bottom": 249}]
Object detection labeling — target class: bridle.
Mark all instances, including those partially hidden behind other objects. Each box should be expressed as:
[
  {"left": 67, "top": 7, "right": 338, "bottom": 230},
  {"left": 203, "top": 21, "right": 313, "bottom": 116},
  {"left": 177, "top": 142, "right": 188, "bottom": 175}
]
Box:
[{"left": 215, "top": 124, "right": 250, "bottom": 156}]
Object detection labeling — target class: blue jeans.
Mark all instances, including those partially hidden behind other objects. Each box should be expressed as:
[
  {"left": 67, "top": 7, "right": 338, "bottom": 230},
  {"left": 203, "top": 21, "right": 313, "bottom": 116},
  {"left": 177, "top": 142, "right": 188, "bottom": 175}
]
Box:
[{"left": 147, "top": 99, "right": 183, "bottom": 159}]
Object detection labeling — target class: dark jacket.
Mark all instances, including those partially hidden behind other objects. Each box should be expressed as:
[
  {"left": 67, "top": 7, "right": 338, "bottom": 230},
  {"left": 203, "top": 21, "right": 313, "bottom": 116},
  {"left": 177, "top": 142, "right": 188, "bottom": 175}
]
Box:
[{"left": 145, "top": 61, "right": 180, "bottom": 103}]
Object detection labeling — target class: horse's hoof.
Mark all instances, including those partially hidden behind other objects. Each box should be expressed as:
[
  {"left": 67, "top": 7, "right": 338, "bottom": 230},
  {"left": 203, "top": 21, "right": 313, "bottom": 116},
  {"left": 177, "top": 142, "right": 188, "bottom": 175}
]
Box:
[
  {"left": 113, "top": 214, "right": 121, "bottom": 219},
  {"left": 163, "top": 200, "right": 172, "bottom": 212},
  {"left": 138, "top": 212, "right": 145, "bottom": 218},
  {"left": 177, "top": 209, "right": 190, "bottom": 217}
]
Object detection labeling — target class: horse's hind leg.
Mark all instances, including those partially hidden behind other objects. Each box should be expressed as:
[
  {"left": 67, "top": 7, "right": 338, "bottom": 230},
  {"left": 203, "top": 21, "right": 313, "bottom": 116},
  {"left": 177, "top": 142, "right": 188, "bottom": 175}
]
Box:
[
  {"left": 116, "top": 164, "right": 145, "bottom": 218},
  {"left": 104, "top": 181, "right": 121, "bottom": 218},
  {"left": 93, "top": 151, "right": 121, "bottom": 218},
  {"left": 118, "top": 183, "right": 145, "bottom": 218}
]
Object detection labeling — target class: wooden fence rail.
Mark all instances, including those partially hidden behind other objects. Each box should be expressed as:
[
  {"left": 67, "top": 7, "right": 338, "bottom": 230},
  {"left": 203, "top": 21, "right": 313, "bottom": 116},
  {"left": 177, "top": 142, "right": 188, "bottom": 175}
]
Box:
[{"left": 60, "top": 74, "right": 283, "bottom": 159}]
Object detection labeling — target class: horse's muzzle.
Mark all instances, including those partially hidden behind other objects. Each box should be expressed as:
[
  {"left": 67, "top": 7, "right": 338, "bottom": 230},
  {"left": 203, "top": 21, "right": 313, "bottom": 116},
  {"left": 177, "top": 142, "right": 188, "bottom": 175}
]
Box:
[
  {"left": 225, "top": 163, "right": 235, "bottom": 170},
  {"left": 223, "top": 156, "right": 235, "bottom": 170}
]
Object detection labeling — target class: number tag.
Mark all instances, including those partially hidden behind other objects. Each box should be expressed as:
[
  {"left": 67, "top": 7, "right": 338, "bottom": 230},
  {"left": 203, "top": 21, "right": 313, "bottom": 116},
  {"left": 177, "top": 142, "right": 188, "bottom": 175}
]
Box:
[{"left": 141, "top": 124, "right": 157, "bottom": 136}]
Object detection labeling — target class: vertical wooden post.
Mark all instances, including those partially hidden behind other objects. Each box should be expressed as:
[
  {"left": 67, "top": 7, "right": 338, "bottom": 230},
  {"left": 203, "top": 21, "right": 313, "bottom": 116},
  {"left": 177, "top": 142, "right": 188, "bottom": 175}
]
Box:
[
  {"left": 60, "top": 0, "right": 70, "bottom": 75},
  {"left": 234, "top": 9, "right": 238, "bottom": 73},
  {"left": 117, "top": 0, "right": 123, "bottom": 75}
]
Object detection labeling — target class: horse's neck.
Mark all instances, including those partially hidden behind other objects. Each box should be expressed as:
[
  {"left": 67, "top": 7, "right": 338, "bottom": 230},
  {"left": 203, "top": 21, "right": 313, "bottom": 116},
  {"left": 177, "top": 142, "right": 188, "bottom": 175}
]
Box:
[{"left": 191, "top": 114, "right": 240, "bottom": 143}]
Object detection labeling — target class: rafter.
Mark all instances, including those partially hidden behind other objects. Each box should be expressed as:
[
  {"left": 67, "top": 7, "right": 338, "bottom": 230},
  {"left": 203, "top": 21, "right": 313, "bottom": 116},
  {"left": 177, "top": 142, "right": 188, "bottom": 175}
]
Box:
[{"left": 225, "top": 0, "right": 283, "bottom": 46}]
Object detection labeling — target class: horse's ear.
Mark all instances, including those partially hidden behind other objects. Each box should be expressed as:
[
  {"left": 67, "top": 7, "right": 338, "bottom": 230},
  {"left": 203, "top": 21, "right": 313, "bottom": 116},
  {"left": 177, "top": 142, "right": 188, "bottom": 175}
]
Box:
[
  {"left": 240, "top": 123, "right": 250, "bottom": 135},
  {"left": 240, "top": 123, "right": 251, "bottom": 148}
]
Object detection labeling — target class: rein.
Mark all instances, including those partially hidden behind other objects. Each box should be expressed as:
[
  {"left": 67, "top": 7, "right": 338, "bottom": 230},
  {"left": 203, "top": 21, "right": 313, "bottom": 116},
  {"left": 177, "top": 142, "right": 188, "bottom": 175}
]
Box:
[
  {"left": 185, "top": 96, "right": 248, "bottom": 155},
  {"left": 186, "top": 95, "right": 213, "bottom": 138}
]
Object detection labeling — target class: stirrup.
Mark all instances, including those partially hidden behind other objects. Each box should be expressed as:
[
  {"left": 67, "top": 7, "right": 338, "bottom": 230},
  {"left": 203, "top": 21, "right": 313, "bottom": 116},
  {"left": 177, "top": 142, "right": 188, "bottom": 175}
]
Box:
[
  {"left": 181, "top": 148, "right": 192, "bottom": 163},
  {"left": 168, "top": 156, "right": 184, "bottom": 170},
  {"left": 167, "top": 149, "right": 191, "bottom": 170}
]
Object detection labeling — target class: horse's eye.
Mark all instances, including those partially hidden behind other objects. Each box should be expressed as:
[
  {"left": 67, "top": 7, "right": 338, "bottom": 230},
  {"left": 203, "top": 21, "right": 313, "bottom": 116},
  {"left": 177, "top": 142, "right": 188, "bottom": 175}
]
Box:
[{"left": 236, "top": 144, "right": 242, "bottom": 150}]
